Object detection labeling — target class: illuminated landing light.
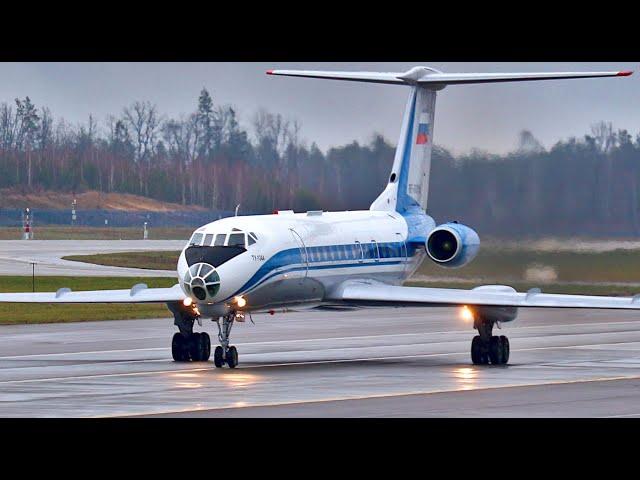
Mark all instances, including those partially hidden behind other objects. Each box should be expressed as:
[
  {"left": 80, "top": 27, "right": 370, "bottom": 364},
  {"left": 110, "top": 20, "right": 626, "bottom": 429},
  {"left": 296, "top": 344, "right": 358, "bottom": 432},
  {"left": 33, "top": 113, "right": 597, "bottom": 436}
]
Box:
[
  {"left": 460, "top": 305, "right": 474, "bottom": 322},
  {"left": 235, "top": 296, "right": 247, "bottom": 308},
  {"left": 183, "top": 297, "right": 193, "bottom": 307}
]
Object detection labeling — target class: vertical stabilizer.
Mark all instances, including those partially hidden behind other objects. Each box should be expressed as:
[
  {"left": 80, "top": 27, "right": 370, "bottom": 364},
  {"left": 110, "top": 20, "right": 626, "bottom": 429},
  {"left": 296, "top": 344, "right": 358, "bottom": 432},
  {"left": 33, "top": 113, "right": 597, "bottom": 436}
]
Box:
[{"left": 370, "top": 86, "right": 437, "bottom": 213}]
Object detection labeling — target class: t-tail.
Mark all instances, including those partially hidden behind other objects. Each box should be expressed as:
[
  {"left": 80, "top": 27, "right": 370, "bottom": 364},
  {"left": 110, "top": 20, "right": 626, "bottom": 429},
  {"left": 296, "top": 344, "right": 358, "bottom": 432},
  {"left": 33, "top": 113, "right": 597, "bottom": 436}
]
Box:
[{"left": 267, "top": 66, "right": 632, "bottom": 214}]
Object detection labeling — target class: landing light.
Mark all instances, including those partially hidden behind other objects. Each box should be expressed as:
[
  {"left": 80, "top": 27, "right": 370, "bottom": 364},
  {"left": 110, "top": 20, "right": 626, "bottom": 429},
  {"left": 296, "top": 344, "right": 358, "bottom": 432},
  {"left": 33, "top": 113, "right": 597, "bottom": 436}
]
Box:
[
  {"left": 460, "top": 305, "right": 474, "bottom": 322},
  {"left": 183, "top": 297, "right": 193, "bottom": 307},
  {"left": 235, "top": 296, "right": 247, "bottom": 308}
]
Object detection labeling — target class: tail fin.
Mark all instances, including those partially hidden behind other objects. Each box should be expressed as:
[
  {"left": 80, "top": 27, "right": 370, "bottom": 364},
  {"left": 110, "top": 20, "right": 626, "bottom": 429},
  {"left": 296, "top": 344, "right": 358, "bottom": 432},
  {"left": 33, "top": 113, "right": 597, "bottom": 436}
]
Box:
[
  {"left": 268, "top": 66, "right": 632, "bottom": 213},
  {"left": 370, "top": 85, "right": 435, "bottom": 213}
]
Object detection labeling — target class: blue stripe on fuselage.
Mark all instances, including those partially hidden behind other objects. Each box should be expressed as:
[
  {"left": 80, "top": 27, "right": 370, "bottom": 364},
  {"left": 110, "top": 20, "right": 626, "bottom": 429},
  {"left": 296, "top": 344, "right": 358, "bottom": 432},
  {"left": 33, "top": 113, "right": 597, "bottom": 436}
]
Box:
[{"left": 228, "top": 241, "right": 418, "bottom": 300}]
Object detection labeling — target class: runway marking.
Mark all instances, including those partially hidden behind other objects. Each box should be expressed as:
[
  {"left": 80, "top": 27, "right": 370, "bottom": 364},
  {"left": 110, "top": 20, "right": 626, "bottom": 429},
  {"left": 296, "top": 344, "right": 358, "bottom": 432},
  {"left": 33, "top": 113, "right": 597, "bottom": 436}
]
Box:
[
  {"left": 0, "top": 347, "right": 167, "bottom": 360},
  {"left": 1, "top": 341, "right": 639, "bottom": 385},
  {"left": 2, "top": 318, "right": 640, "bottom": 360},
  {"left": 107, "top": 374, "right": 640, "bottom": 418}
]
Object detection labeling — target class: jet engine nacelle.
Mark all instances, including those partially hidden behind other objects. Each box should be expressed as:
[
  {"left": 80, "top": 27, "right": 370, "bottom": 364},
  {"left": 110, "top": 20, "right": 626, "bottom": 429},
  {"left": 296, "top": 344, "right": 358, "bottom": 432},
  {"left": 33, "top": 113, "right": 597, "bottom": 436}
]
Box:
[{"left": 426, "top": 222, "right": 480, "bottom": 268}]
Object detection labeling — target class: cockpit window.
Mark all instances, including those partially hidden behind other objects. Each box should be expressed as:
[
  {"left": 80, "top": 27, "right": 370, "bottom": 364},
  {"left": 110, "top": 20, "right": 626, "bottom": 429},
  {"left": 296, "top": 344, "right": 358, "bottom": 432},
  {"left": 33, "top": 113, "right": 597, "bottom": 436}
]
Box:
[
  {"left": 214, "top": 234, "right": 226, "bottom": 247},
  {"left": 228, "top": 233, "right": 245, "bottom": 247},
  {"left": 189, "top": 233, "right": 203, "bottom": 246},
  {"left": 204, "top": 234, "right": 214, "bottom": 246},
  {"left": 248, "top": 236, "right": 256, "bottom": 246}
]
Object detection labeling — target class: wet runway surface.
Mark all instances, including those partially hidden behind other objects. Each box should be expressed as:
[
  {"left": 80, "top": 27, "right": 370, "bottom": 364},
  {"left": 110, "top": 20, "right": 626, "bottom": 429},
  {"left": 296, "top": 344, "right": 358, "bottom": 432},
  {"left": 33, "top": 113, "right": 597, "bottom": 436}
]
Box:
[
  {"left": 1, "top": 307, "right": 640, "bottom": 417},
  {"left": 0, "top": 240, "right": 181, "bottom": 277}
]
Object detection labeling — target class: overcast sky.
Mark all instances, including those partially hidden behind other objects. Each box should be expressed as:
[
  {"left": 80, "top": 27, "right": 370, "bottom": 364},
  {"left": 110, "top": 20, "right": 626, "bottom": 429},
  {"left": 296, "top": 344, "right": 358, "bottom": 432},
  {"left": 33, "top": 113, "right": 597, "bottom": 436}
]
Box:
[{"left": 0, "top": 62, "right": 637, "bottom": 155}]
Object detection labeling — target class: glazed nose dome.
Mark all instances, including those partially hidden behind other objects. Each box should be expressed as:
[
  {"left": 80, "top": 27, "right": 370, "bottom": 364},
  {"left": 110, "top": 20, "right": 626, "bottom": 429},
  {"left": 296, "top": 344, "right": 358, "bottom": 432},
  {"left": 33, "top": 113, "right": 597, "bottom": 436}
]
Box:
[{"left": 182, "top": 263, "right": 221, "bottom": 302}]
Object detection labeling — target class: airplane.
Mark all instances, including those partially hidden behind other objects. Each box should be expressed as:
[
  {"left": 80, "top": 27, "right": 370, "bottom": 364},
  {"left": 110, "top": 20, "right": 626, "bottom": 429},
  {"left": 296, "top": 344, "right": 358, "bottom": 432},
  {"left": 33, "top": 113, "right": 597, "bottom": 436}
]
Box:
[{"left": 0, "top": 66, "right": 635, "bottom": 369}]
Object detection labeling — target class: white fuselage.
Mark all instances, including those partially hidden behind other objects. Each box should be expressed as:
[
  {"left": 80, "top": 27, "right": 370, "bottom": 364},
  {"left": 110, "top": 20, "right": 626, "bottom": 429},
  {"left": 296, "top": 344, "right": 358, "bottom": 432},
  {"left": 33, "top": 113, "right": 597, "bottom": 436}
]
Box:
[{"left": 177, "top": 210, "right": 434, "bottom": 316}]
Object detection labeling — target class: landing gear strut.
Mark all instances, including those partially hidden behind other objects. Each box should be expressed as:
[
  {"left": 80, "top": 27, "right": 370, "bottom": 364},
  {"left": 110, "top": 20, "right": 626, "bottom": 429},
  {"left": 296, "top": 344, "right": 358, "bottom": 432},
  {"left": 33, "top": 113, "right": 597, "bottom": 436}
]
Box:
[
  {"left": 471, "top": 316, "right": 510, "bottom": 365},
  {"left": 214, "top": 312, "right": 239, "bottom": 368}
]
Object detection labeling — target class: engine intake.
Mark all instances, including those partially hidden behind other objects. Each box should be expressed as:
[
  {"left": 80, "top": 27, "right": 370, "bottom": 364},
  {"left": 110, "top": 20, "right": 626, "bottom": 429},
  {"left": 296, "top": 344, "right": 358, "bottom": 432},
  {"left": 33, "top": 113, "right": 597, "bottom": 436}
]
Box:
[{"left": 426, "top": 222, "right": 480, "bottom": 268}]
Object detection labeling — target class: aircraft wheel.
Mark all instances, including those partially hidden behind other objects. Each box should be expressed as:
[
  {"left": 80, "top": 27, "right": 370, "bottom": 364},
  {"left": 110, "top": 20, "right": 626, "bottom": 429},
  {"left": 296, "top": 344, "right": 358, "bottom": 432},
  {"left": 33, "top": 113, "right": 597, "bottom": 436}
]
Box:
[
  {"left": 190, "top": 333, "right": 206, "bottom": 361},
  {"left": 201, "top": 332, "right": 211, "bottom": 361},
  {"left": 500, "top": 335, "right": 510, "bottom": 364},
  {"left": 214, "top": 346, "right": 224, "bottom": 368},
  {"left": 226, "top": 346, "right": 239, "bottom": 369},
  {"left": 172, "top": 333, "right": 188, "bottom": 362},
  {"left": 489, "top": 336, "right": 504, "bottom": 365},
  {"left": 471, "top": 336, "right": 483, "bottom": 364}
]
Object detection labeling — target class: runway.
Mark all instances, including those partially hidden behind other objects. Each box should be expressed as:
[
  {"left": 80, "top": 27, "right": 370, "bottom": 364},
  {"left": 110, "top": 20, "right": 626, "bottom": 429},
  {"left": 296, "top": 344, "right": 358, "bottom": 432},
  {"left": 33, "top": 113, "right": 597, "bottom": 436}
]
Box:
[
  {"left": 1, "top": 306, "right": 640, "bottom": 417},
  {"left": 0, "top": 240, "right": 182, "bottom": 277}
]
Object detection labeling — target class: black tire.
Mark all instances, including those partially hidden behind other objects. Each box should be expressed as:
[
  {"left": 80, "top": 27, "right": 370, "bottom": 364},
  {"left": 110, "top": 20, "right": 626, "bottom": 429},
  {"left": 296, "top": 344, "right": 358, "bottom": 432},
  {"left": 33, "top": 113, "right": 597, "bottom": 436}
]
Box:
[
  {"left": 500, "top": 335, "right": 510, "bottom": 364},
  {"left": 226, "top": 346, "right": 239, "bottom": 369},
  {"left": 201, "top": 332, "right": 211, "bottom": 361},
  {"left": 471, "top": 336, "right": 483, "bottom": 364},
  {"left": 489, "top": 336, "right": 503, "bottom": 365},
  {"left": 172, "top": 333, "right": 188, "bottom": 362},
  {"left": 214, "top": 346, "right": 224, "bottom": 368},
  {"left": 190, "top": 333, "right": 207, "bottom": 361}
]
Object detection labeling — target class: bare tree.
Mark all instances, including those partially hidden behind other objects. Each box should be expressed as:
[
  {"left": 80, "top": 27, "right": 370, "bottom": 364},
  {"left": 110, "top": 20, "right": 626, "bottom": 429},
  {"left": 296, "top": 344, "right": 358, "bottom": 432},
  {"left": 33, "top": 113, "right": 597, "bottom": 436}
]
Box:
[
  {"left": 123, "top": 101, "right": 162, "bottom": 195},
  {"left": 591, "top": 121, "right": 617, "bottom": 153},
  {"left": 163, "top": 115, "right": 199, "bottom": 205}
]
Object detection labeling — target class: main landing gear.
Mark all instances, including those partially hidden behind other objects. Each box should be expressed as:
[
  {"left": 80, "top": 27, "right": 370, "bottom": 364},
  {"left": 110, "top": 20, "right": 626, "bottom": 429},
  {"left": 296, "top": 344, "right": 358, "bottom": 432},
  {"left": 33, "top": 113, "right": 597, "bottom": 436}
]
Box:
[
  {"left": 471, "top": 316, "right": 510, "bottom": 365},
  {"left": 170, "top": 307, "right": 211, "bottom": 362},
  {"left": 172, "top": 331, "right": 211, "bottom": 362}
]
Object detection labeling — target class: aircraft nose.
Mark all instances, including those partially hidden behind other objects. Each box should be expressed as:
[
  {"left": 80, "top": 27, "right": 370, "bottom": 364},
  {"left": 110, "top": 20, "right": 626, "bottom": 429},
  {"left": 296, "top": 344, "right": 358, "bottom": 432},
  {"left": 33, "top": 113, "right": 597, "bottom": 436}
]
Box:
[{"left": 182, "top": 262, "right": 221, "bottom": 302}]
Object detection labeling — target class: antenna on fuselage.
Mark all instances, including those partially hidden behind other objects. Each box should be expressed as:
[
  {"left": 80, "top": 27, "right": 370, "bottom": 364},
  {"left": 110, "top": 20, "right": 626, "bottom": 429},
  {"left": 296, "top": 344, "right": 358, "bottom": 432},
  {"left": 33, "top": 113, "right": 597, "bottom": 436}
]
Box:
[{"left": 235, "top": 204, "right": 241, "bottom": 217}]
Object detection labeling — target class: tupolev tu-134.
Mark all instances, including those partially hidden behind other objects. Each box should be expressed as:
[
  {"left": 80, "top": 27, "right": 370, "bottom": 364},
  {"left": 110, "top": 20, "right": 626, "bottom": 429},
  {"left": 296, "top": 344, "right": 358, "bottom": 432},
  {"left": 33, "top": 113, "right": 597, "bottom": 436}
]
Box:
[{"left": 0, "top": 66, "right": 635, "bottom": 368}]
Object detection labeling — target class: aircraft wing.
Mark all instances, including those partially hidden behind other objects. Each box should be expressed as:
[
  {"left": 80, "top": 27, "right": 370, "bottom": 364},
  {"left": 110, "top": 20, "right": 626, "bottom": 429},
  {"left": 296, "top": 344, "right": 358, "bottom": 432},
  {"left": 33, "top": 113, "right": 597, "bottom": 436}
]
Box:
[
  {"left": 0, "top": 283, "right": 185, "bottom": 303},
  {"left": 329, "top": 280, "right": 640, "bottom": 310}
]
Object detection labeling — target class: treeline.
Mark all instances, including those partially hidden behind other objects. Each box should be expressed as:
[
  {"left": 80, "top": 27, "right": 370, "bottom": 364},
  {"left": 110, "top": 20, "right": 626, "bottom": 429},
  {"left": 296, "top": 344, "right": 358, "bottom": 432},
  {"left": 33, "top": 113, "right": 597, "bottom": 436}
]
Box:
[
  {"left": 1, "top": 90, "right": 640, "bottom": 236},
  {"left": 0, "top": 90, "right": 390, "bottom": 215},
  {"left": 429, "top": 126, "right": 640, "bottom": 236}
]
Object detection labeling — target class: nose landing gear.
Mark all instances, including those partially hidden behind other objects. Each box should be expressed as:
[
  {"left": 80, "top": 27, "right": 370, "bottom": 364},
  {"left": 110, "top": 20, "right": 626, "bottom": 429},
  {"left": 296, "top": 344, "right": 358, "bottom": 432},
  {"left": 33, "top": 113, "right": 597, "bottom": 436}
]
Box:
[{"left": 214, "top": 312, "right": 240, "bottom": 368}]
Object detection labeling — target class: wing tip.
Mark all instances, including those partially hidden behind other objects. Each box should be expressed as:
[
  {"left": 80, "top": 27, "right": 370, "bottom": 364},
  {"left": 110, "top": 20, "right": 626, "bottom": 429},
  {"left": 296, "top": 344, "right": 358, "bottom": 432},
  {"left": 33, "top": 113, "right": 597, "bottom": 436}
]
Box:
[
  {"left": 266, "top": 69, "right": 274, "bottom": 75},
  {"left": 617, "top": 70, "right": 633, "bottom": 77}
]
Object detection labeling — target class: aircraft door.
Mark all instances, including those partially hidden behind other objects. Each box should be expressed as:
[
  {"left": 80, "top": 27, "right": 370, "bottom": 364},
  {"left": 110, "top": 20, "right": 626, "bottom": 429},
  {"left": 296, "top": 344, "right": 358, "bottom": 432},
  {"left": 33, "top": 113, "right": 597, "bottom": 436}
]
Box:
[{"left": 289, "top": 228, "right": 309, "bottom": 279}]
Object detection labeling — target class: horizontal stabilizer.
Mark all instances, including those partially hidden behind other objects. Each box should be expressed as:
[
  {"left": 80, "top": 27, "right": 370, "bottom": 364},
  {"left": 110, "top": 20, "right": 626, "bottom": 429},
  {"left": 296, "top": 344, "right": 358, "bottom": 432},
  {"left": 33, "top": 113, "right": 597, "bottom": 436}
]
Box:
[{"left": 267, "top": 66, "right": 633, "bottom": 86}]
